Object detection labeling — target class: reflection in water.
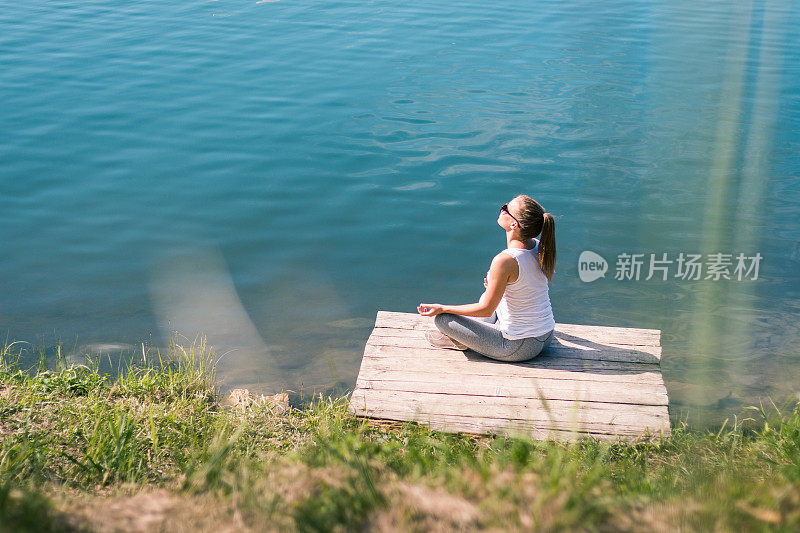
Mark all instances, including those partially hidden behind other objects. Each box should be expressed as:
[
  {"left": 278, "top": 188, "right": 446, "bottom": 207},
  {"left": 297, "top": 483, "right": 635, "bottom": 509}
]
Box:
[
  {"left": 148, "top": 247, "right": 364, "bottom": 398},
  {"left": 693, "top": 0, "right": 756, "bottom": 413},
  {"left": 727, "top": 0, "right": 786, "bottom": 405},
  {"left": 149, "top": 248, "right": 278, "bottom": 392},
  {"left": 690, "top": 0, "right": 787, "bottom": 420}
]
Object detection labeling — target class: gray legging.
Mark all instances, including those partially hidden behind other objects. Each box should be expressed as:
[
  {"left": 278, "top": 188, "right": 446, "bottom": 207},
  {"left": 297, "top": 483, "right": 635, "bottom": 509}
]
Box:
[{"left": 434, "top": 312, "right": 554, "bottom": 362}]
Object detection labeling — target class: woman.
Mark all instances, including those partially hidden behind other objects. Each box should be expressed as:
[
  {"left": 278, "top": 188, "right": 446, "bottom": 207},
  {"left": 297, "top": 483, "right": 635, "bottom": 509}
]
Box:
[{"left": 417, "top": 195, "right": 556, "bottom": 362}]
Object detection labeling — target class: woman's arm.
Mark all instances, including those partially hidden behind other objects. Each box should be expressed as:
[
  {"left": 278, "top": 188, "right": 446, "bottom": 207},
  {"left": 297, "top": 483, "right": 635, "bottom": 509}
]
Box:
[{"left": 418, "top": 253, "right": 517, "bottom": 317}]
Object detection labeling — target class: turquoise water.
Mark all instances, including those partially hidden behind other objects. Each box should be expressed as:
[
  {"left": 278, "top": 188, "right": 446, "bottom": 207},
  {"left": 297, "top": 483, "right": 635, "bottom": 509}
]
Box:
[{"left": 2, "top": 0, "right": 798, "bottom": 425}]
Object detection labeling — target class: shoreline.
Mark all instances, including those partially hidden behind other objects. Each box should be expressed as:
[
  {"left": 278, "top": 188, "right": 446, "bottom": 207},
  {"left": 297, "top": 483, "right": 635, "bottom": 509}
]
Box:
[{"left": 2, "top": 340, "right": 800, "bottom": 531}]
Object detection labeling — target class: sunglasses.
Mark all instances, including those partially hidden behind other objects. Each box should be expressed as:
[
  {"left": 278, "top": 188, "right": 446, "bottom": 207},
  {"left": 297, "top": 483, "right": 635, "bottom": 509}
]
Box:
[{"left": 500, "top": 203, "right": 522, "bottom": 227}]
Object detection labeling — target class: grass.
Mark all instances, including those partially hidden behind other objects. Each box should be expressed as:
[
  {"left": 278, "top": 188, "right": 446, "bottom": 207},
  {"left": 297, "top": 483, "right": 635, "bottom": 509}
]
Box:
[{"left": 1, "top": 339, "right": 799, "bottom": 532}]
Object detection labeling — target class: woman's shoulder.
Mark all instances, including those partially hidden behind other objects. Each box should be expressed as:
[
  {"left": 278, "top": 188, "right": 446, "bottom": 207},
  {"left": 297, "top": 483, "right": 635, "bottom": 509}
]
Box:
[
  {"left": 493, "top": 250, "right": 519, "bottom": 262},
  {"left": 490, "top": 251, "right": 519, "bottom": 273},
  {"left": 498, "top": 247, "right": 531, "bottom": 259},
  {"left": 495, "top": 249, "right": 523, "bottom": 263}
]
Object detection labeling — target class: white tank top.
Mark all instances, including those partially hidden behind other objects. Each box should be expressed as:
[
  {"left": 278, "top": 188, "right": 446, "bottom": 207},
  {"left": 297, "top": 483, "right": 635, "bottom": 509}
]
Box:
[{"left": 493, "top": 240, "right": 556, "bottom": 340}]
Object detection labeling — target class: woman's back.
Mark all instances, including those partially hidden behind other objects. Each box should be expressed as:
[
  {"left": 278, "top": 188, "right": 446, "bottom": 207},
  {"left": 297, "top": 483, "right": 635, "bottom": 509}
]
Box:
[
  {"left": 419, "top": 194, "right": 556, "bottom": 362},
  {"left": 495, "top": 240, "right": 555, "bottom": 339}
]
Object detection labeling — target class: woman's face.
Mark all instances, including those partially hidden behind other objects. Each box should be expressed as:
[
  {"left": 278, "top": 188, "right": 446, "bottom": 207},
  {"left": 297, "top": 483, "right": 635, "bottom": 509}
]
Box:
[{"left": 497, "top": 197, "right": 522, "bottom": 230}]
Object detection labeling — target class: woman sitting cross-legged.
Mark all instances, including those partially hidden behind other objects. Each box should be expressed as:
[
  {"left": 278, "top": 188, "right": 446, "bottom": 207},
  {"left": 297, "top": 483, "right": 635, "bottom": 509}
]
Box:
[{"left": 417, "top": 194, "right": 556, "bottom": 362}]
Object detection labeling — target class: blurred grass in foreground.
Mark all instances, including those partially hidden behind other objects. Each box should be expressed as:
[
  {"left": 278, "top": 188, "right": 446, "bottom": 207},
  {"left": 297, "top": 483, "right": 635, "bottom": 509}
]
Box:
[{"left": 1, "top": 339, "right": 799, "bottom": 532}]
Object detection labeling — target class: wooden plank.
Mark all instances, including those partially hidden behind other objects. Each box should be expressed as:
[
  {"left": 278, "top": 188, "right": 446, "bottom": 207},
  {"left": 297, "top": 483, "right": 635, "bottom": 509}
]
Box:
[
  {"left": 351, "top": 398, "right": 669, "bottom": 438},
  {"left": 356, "top": 411, "right": 667, "bottom": 442},
  {"left": 367, "top": 332, "right": 662, "bottom": 364},
  {"left": 354, "top": 368, "right": 669, "bottom": 406},
  {"left": 349, "top": 389, "right": 669, "bottom": 431},
  {"left": 554, "top": 323, "right": 660, "bottom": 347},
  {"left": 352, "top": 406, "right": 665, "bottom": 439},
  {"left": 351, "top": 385, "right": 670, "bottom": 420},
  {"left": 357, "top": 355, "right": 665, "bottom": 387},
  {"left": 371, "top": 324, "right": 663, "bottom": 346},
  {"left": 371, "top": 327, "right": 662, "bottom": 362},
  {"left": 362, "top": 345, "right": 663, "bottom": 376},
  {"left": 355, "top": 411, "right": 669, "bottom": 442},
  {"left": 374, "top": 311, "right": 661, "bottom": 346}
]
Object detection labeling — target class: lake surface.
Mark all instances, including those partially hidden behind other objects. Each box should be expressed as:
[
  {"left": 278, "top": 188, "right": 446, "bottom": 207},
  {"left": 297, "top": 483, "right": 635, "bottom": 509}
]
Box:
[{"left": 2, "top": 0, "right": 798, "bottom": 426}]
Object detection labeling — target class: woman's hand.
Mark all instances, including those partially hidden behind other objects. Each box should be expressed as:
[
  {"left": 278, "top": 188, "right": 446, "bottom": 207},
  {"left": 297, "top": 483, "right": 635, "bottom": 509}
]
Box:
[
  {"left": 417, "top": 303, "right": 445, "bottom": 316},
  {"left": 416, "top": 253, "right": 516, "bottom": 319}
]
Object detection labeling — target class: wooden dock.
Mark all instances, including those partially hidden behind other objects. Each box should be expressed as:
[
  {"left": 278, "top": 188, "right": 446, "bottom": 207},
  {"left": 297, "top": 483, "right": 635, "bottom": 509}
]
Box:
[{"left": 348, "top": 311, "right": 670, "bottom": 442}]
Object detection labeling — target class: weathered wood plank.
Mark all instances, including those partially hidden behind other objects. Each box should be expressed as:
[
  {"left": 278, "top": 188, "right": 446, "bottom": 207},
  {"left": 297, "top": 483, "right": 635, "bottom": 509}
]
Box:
[
  {"left": 372, "top": 325, "right": 661, "bottom": 349},
  {"left": 352, "top": 407, "right": 665, "bottom": 439},
  {"left": 374, "top": 311, "right": 661, "bottom": 346},
  {"left": 354, "top": 369, "right": 669, "bottom": 406},
  {"left": 363, "top": 345, "right": 662, "bottom": 375},
  {"left": 349, "top": 389, "right": 669, "bottom": 430},
  {"left": 371, "top": 327, "right": 662, "bottom": 363},
  {"left": 357, "top": 354, "right": 665, "bottom": 386},
  {"left": 367, "top": 332, "right": 662, "bottom": 364},
  {"left": 356, "top": 411, "right": 667, "bottom": 442},
  {"left": 351, "top": 386, "right": 670, "bottom": 420},
  {"left": 554, "top": 323, "right": 660, "bottom": 347},
  {"left": 372, "top": 325, "right": 661, "bottom": 351},
  {"left": 351, "top": 400, "right": 669, "bottom": 438}
]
